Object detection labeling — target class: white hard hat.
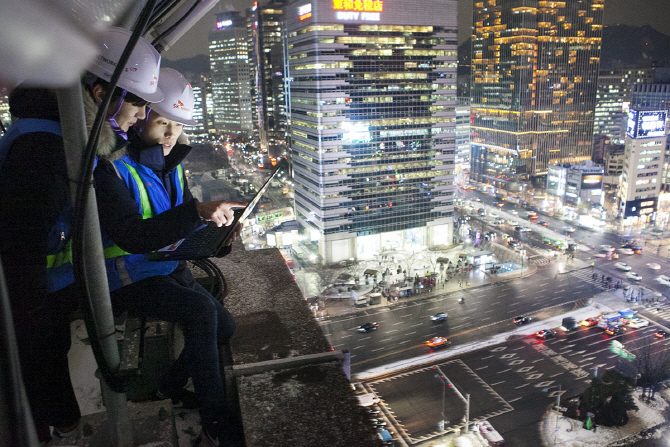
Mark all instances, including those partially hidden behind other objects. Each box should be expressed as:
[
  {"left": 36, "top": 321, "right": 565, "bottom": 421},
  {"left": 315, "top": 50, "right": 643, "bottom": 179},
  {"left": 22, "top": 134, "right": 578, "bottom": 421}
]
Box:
[
  {"left": 87, "top": 27, "right": 163, "bottom": 103},
  {"left": 150, "top": 68, "right": 196, "bottom": 126}
]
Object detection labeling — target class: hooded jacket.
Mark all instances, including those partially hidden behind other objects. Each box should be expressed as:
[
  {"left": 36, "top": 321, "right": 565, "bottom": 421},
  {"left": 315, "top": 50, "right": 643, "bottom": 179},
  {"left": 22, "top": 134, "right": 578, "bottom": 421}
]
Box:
[
  {"left": 0, "top": 86, "right": 119, "bottom": 315},
  {"left": 94, "top": 130, "right": 204, "bottom": 290}
]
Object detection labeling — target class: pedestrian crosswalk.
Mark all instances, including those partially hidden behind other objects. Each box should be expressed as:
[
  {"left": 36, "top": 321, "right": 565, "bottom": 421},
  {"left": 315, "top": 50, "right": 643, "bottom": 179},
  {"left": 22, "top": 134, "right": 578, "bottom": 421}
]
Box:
[
  {"left": 569, "top": 269, "right": 608, "bottom": 290},
  {"left": 528, "top": 255, "right": 551, "bottom": 267}
]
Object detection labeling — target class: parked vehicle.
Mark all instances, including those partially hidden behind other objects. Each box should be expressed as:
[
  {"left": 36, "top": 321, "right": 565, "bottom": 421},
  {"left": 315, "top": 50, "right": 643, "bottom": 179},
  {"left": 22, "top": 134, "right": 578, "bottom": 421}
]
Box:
[{"left": 356, "top": 393, "right": 381, "bottom": 407}]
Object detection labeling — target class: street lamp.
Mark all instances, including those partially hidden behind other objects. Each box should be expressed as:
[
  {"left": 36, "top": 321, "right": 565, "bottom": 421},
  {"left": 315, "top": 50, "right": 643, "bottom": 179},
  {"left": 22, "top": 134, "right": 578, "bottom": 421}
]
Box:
[{"left": 434, "top": 367, "right": 449, "bottom": 431}]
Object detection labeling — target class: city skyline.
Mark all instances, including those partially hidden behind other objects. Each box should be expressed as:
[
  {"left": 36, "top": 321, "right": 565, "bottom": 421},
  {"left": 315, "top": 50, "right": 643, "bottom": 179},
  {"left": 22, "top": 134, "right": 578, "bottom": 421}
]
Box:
[{"left": 164, "top": 0, "right": 670, "bottom": 61}]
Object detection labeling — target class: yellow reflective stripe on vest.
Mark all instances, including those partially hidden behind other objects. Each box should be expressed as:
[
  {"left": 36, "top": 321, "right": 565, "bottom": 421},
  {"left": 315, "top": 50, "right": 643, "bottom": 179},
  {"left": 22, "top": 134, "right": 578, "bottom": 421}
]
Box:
[
  {"left": 122, "top": 161, "right": 153, "bottom": 219},
  {"left": 46, "top": 238, "right": 72, "bottom": 268},
  {"left": 104, "top": 161, "right": 153, "bottom": 260},
  {"left": 103, "top": 245, "right": 129, "bottom": 259}
]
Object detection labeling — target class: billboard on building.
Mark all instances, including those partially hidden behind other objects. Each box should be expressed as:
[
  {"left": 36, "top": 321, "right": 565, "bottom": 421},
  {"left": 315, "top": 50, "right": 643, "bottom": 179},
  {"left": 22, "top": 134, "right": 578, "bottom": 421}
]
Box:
[
  {"left": 581, "top": 174, "right": 603, "bottom": 190},
  {"left": 627, "top": 110, "right": 667, "bottom": 139}
]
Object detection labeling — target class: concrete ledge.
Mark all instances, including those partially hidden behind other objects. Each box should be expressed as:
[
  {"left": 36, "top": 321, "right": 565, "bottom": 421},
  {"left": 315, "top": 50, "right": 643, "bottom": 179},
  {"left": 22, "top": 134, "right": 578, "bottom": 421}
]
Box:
[{"left": 211, "top": 242, "right": 382, "bottom": 446}]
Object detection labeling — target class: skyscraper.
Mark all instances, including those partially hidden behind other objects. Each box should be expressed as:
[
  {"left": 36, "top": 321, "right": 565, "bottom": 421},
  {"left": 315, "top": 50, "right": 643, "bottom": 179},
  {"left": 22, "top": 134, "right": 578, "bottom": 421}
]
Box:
[
  {"left": 470, "top": 0, "right": 604, "bottom": 191},
  {"left": 208, "top": 12, "right": 253, "bottom": 134},
  {"left": 247, "top": 0, "right": 289, "bottom": 152},
  {"left": 593, "top": 68, "right": 654, "bottom": 145},
  {"left": 286, "top": 0, "right": 457, "bottom": 264}
]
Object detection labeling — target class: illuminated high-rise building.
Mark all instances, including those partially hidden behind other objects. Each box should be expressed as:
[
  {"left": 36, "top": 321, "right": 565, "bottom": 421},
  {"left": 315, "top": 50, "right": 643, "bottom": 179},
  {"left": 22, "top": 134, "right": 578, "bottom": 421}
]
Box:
[
  {"left": 286, "top": 0, "right": 457, "bottom": 264},
  {"left": 247, "top": 0, "right": 289, "bottom": 152},
  {"left": 470, "top": 0, "right": 604, "bottom": 190},
  {"left": 208, "top": 12, "right": 252, "bottom": 134},
  {"left": 593, "top": 68, "right": 654, "bottom": 145}
]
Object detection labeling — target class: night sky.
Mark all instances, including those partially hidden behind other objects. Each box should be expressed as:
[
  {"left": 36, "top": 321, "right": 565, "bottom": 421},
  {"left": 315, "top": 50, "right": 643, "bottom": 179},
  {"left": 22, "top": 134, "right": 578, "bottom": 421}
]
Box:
[{"left": 164, "top": 0, "right": 670, "bottom": 61}]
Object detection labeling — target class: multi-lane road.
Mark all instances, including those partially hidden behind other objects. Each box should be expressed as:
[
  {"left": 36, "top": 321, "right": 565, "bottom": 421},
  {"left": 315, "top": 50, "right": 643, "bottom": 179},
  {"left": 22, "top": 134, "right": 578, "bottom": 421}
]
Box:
[{"left": 319, "top": 186, "right": 670, "bottom": 446}]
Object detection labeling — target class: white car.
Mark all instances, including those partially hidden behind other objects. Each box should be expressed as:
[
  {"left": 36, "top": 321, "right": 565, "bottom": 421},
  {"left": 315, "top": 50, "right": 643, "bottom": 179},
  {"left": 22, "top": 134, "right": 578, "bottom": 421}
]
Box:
[
  {"left": 594, "top": 253, "right": 607, "bottom": 259},
  {"left": 510, "top": 210, "right": 518, "bottom": 215},
  {"left": 655, "top": 275, "right": 670, "bottom": 285},
  {"left": 563, "top": 226, "right": 576, "bottom": 233},
  {"left": 617, "top": 248, "right": 634, "bottom": 255},
  {"left": 647, "top": 263, "right": 661, "bottom": 270},
  {"left": 615, "top": 262, "right": 632, "bottom": 271},
  {"left": 599, "top": 245, "right": 614, "bottom": 252},
  {"left": 626, "top": 272, "right": 642, "bottom": 281},
  {"left": 627, "top": 318, "right": 649, "bottom": 329},
  {"left": 472, "top": 197, "right": 481, "bottom": 202}
]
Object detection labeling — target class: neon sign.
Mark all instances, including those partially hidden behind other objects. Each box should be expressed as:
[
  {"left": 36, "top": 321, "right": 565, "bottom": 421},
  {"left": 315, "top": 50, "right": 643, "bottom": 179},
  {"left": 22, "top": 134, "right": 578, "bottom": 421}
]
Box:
[
  {"left": 333, "top": 0, "right": 383, "bottom": 12},
  {"left": 216, "top": 20, "right": 232, "bottom": 29},
  {"left": 298, "top": 3, "right": 312, "bottom": 20}
]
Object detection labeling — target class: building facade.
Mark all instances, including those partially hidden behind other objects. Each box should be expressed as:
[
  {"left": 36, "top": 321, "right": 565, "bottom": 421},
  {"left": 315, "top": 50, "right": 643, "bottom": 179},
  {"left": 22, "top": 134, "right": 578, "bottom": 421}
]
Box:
[
  {"left": 546, "top": 161, "right": 603, "bottom": 207},
  {"left": 456, "top": 97, "right": 471, "bottom": 183},
  {"left": 286, "top": 0, "right": 458, "bottom": 264},
  {"left": 208, "top": 12, "right": 253, "bottom": 134},
  {"left": 470, "top": 0, "right": 604, "bottom": 191},
  {"left": 593, "top": 68, "right": 654, "bottom": 145},
  {"left": 631, "top": 83, "right": 670, "bottom": 191},
  {"left": 618, "top": 109, "right": 667, "bottom": 223},
  {"left": 246, "top": 1, "right": 289, "bottom": 152}
]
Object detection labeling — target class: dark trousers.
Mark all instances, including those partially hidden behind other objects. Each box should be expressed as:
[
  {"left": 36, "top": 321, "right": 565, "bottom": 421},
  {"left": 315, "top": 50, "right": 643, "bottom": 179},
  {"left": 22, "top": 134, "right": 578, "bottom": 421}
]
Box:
[
  {"left": 110, "top": 268, "right": 235, "bottom": 426},
  {"left": 13, "top": 285, "right": 81, "bottom": 442}
]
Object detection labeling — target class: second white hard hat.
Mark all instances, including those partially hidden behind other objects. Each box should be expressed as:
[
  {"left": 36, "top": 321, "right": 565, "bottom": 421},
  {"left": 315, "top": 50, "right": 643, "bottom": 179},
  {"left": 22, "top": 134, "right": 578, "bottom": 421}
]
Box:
[
  {"left": 150, "top": 68, "right": 196, "bottom": 126},
  {"left": 87, "top": 27, "right": 164, "bottom": 103}
]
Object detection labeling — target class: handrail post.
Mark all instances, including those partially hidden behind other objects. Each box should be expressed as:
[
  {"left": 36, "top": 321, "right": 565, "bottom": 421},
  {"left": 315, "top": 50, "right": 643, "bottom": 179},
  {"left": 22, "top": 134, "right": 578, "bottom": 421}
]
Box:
[{"left": 56, "top": 83, "right": 133, "bottom": 447}]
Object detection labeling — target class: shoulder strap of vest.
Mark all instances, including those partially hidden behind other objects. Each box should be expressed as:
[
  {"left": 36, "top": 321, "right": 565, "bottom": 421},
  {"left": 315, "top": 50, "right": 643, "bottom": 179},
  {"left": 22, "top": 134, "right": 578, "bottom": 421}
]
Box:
[
  {"left": 120, "top": 161, "right": 153, "bottom": 219},
  {"left": 0, "top": 118, "right": 62, "bottom": 168}
]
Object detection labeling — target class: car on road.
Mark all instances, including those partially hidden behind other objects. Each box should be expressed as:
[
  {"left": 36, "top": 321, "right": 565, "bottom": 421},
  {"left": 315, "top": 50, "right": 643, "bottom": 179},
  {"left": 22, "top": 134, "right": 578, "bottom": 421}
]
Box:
[
  {"left": 472, "top": 197, "right": 481, "bottom": 202},
  {"left": 655, "top": 275, "right": 670, "bottom": 285},
  {"left": 496, "top": 202, "right": 505, "bottom": 207},
  {"left": 369, "top": 418, "right": 387, "bottom": 427},
  {"left": 485, "top": 231, "right": 497, "bottom": 239},
  {"left": 647, "top": 263, "right": 661, "bottom": 270},
  {"left": 431, "top": 312, "right": 448, "bottom": 322},
  {"left": 580, "top": 317, "right": 599, "bottom": 327},
  {"left": 563, "top": 226, "right": 576, "bottom": 233},
  {"left": 615, "top": 262, "right": 632, "bottom": 271},
  {"left": 594, "top": 253, "right": 607, "bottom": 259},
  {"left": 358, "top": 322, "right": 380, "bottom": 332},
  {"left": 605, "top": 325, "right": 626, "bottom": 336},
  {"left": 626, "top": 318, "right": 649, "bottom": 329},
  {"left": 426, "top": 337, "right": 449, "bottom": 349},
  {"left": 626, "top": 272, "right": 642, "bottom": 281},
  {"left": 654, "top": 330, "right": 667, "bottom": 338},
  {"left": 513, "top": 316, "right": 532, "bottom": 325},
  {"left": 539, "top": 221, "right": 549, "bottom": 226},
  {"left": 617, "top": 248, "right": 634, "bottom": 255},
  {"left": 599, "top": 245, "right": 614, "bottom": 253},
  {"left": 535, "top": 329, "right": 557, "bottom": 339},
  {"left": 510, "top": 210, "right": 518, "bottom": 215}
]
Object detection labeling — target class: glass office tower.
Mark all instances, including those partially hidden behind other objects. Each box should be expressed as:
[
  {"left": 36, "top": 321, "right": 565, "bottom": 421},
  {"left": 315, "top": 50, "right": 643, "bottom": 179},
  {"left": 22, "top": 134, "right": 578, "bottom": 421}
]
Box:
[
  {"left": 286, "top": 0, "right": 457, "bottom": 264},
  {"left": 470, "top": 0, "right": 604, "bottom": 191},
  {"left": 208, "top": 12, "right": 253, "bottom": 133}
]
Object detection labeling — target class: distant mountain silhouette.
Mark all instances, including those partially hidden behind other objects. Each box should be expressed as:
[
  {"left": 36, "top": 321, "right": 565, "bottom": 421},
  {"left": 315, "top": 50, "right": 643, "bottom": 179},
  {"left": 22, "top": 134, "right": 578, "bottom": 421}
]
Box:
[
  {"left": 161, "top": 54, "right": 210, "bottom": 80},
  {"left": 601, "top": 25, "right": 670, "bottom": 69}
]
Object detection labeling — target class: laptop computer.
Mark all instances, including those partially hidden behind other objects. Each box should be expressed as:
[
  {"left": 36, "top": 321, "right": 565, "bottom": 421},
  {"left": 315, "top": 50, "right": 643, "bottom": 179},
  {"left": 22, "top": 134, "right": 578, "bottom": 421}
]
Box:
[{"left": 148, "top": 160, "right": 287, "bottom": 261}]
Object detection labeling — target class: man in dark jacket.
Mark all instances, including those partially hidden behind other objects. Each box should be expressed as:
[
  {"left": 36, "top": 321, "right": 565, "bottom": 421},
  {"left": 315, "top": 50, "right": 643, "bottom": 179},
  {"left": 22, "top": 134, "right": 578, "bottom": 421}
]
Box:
[
  {"left": 0, "top": 28, "right": 163, "bottom": 444},
  {"left": 94, "top": 68, "right": 244, "bottom": 447}
]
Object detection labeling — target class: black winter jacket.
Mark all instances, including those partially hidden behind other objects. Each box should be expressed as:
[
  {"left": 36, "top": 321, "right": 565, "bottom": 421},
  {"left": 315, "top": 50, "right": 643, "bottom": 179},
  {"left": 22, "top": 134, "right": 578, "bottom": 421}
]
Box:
[{"left": 93, "top": 131, "right": 204, "bottom": 255}]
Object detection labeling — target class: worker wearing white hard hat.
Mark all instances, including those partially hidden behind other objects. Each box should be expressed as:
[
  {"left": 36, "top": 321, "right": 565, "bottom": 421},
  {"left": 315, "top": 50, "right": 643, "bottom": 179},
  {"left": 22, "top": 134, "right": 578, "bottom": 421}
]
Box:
[
  {"left": 93, "top": 68, "right": 244, "bottom": 445},
  {"left": 84, "top": 27, "right": 164, "bottom": 140},
  {"left": 137, "top": 68, "right": 197, "bottom": 155}
]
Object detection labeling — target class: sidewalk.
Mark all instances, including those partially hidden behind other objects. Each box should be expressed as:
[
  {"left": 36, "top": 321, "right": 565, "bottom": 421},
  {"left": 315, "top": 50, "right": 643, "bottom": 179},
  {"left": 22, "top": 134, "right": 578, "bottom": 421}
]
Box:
[{"left": 315, "top": 261, "right": 539, "bottom": 319}]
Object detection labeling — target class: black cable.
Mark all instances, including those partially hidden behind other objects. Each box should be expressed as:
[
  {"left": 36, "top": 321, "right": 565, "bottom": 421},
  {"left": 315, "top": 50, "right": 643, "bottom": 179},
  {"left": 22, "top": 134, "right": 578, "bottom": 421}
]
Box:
[
  {"left": 147, "top": 0, "right": 181, "bottom": 33},
  {"left": 72, "top": 0, "right": 158, "bottom": 394},
  {"left": 151, "top": 0, "right": 200, "bottom": 47}
]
